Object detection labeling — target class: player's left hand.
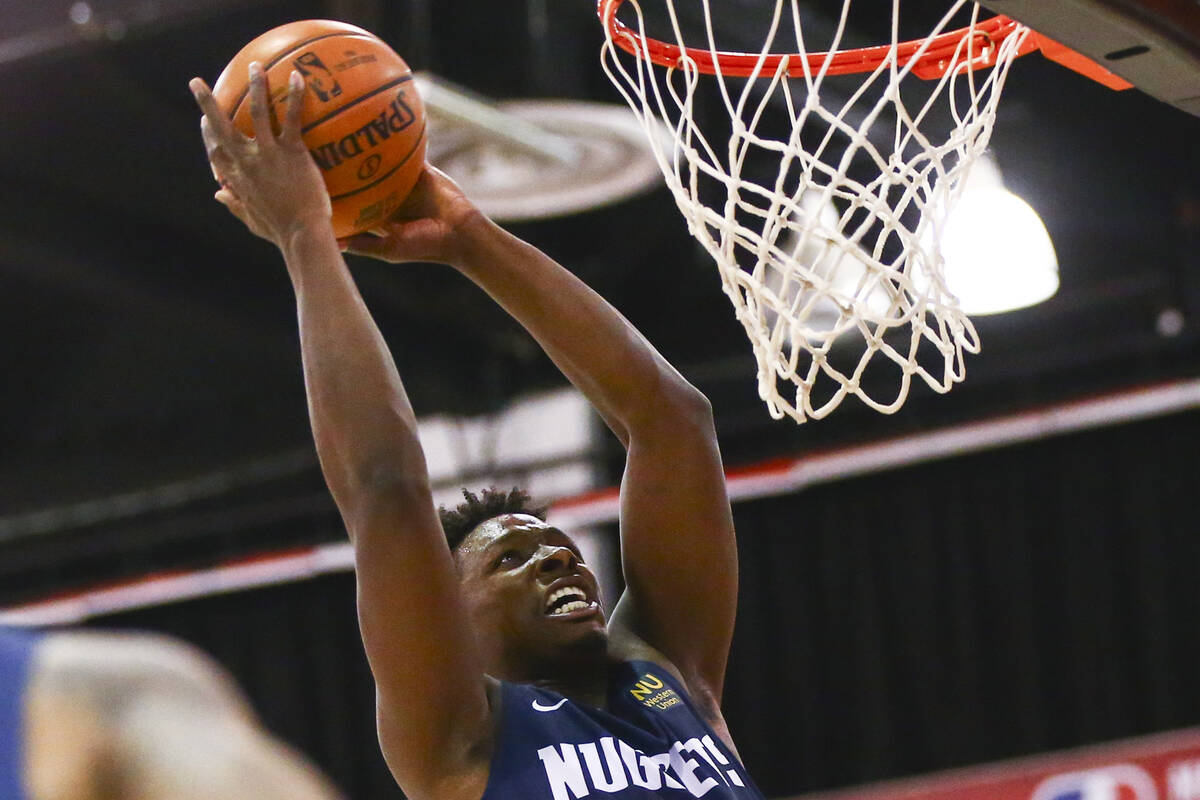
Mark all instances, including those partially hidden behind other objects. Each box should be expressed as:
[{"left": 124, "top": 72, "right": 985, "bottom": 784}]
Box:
[
  {"left": 339, "top": 164, "right": 485, "bottom": 267},
  {"left": 189, "top": 63, "right": 333, "bottom": 247}
]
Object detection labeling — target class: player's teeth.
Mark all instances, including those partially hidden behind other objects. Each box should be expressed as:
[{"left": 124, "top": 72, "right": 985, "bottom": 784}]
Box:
[
  {"left": 545, "top": 587, "right": 587, "bottom": 612},
  {"left": 551, "top": 600, "right": 589, "bottom": 616}
]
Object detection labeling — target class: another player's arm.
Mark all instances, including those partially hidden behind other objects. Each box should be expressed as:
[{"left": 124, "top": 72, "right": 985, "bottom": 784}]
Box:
[
  {"left": 188, "top": 67, "right": 490, "bottom": 797},
  {"left": 345, "top": 172, "right": 738, "bottom": 710},
  {"left": 30, "top": 632, "right": 346, "bottom": 800}
]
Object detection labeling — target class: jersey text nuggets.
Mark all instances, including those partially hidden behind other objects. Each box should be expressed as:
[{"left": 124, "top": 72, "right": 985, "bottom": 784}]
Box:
[{"left": 537, "top": 735, "right": 748, "bottom": 800}]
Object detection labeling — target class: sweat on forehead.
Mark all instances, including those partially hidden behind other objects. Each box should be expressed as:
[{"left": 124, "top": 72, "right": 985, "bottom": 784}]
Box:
[
  {"left": 463, "top": 514, "right": 548, "bottom": 547},
  {"left": 457, "top": 516, "right": 584, "bottom": 565}
]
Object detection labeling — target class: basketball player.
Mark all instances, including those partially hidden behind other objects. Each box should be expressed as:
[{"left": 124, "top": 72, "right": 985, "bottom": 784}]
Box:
[
  {"left": 0, "top": 625, "right": 344, "bottom": 799},
  {"left": 190, "top": 62, "right": 763, "bottom": 799}
]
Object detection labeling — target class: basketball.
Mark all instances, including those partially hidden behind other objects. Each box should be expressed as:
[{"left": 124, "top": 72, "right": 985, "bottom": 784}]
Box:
[{"left": 211, "top": 20, "right": 427, "bottom": 238}]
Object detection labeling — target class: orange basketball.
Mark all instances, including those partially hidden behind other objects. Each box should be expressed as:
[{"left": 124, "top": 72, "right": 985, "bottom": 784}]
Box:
[{"left": 212, "top": 20, "right": 427, "bottom": 238}]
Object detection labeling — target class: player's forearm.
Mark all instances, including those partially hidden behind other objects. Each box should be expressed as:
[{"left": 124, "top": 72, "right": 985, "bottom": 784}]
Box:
[
  {"left": 281, "top": 225, "right": 430, "bottom": 509},
  {"left": 450, "top": 214, "right": 708, "bottom": 442},
  {"left": 117, "top": 701, "right": 347, "bottom": 800}
]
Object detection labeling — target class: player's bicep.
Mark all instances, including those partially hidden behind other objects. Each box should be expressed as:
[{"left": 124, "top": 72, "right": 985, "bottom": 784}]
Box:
[
  {"left": 610, "top": 400, "right": 738, "bottom": 700},
  {"left": 347, "top": 489, "right": 491, "bottom": 790}
]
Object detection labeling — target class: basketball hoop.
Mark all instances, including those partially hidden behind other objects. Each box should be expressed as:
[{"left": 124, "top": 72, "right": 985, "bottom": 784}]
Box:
[
  {"left": 601, "top": 5, "right": 1037, "bottom": 80},
  {"left": 597, "top": 0, "right": 1123, "bottom": 423}
]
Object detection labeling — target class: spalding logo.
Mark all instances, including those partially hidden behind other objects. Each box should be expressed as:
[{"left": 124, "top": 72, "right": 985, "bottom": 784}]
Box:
[
  {"left": 357, "top": 154, "right": 383, "bottom": 180},
  {"left": 307, "top": 89, "right": 417, "bottom": 172}
]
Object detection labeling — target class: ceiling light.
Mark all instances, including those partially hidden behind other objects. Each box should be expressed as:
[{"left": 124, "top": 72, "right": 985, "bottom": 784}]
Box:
[{"left": 933, "top": 154, "right": 1059, "bottom": 315}]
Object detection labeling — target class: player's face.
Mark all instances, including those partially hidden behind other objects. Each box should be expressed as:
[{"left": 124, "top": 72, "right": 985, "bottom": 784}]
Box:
[{"left": 456, "top": 514, "right": 607, "bottom": 677}]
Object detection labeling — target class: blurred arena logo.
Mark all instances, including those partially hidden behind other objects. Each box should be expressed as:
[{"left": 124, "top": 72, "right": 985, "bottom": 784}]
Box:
[
  {"left": 1032, "top": 764, "right": 1157, "bottom": 800},
  {"left": 1168, "top": 760, "right": 1200, "bottom": 800}
]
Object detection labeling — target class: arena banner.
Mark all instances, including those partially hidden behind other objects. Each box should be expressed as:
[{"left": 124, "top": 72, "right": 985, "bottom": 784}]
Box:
[{"left": 793, "top": 728, "right": 1200, "bottom": 800}]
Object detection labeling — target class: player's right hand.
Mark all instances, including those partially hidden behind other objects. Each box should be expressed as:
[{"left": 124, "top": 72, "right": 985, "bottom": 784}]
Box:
[{"left": 190, "top": 63, "right": 333, "bottom": 248}]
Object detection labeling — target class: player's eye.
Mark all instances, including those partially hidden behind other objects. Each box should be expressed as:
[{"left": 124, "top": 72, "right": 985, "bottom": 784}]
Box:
[{"left": 495, "top": 550, "right": 523, "bottom": 569}]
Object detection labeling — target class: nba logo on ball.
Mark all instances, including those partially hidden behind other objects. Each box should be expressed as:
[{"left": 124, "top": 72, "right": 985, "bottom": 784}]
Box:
[
  {"left": 1031, "top": 765, "right": 1159, "bottom": 800},
  {"left": 292, "top": 52, "right": 343, "bottom": 101}
]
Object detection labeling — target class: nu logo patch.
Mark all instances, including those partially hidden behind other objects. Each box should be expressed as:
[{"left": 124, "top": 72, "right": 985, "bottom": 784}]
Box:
[{"left": 629, "top": 672, "right": 682, "bottom": 710}]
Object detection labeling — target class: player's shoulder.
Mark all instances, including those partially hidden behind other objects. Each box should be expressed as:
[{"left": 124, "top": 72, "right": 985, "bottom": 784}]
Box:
[
  {"left": 606, "top": 626, "right": 721, "bottom": 720},
  {"left": 607, "top": 630, "right": 742, "bottom": 757}
]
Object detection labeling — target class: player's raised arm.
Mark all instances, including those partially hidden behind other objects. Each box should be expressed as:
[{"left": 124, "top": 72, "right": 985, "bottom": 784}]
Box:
[
  {"left": 188, "top": 65, "right": 490, "bottom": 797},
  {"left": 344, "top": 168, "right": 739, "bottom": 715}
]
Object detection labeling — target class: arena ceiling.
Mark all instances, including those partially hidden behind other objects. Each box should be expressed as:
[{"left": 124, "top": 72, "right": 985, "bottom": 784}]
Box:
[{"left": 0, "top": 0, "right": 1197, "bottom": 570}]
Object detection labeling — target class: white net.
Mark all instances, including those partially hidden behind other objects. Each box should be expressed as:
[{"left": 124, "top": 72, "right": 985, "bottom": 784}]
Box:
[{"left": 599, "top": 0, "right": 1033, "bottom": 422}]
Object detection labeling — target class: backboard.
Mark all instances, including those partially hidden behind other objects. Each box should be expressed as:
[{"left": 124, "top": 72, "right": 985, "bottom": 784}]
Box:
[{"left": 983, "top": 0, "right": 1200, "bottom": 116}]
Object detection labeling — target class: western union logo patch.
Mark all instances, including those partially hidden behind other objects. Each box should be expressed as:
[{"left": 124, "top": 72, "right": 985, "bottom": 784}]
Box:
[{"left": 629, "top": 672, "right": 682, "bottom": 710}]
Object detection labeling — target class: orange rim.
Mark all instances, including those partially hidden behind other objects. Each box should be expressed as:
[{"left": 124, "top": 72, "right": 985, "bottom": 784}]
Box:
[{"left": 598, "top": 0, "right": 1039, "bottom": 80}]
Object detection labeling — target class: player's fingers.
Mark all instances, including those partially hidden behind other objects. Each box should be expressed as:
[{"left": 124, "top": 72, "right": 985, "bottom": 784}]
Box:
[
  {"left": 201, "top": 116, "right": 239, "bottom": 177},
  {"left": 280, "top": 70, "right": 305, "bottom": 144},
  {"left": 214, "top": 187, "right": 246, "bottom": 217},
  {"left": 215, "top": 189, "right": 271, "bottom": 239},
  {"left": 216, "top": 188, "right": 262, "bottom": 227},
  {"left": 246, "top": 62, "right": 275, "bottom": 142},
  {"left": 188, "top": 78, "right": 240, "bottom": 143},
  {"left": 339, "top": 233, "right": 391, "bottom": 257}
]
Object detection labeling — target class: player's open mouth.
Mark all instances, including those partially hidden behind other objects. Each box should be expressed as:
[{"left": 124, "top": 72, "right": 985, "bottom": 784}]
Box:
[{"left": 544, "top": 585, "right": 597, "bottom": 617}]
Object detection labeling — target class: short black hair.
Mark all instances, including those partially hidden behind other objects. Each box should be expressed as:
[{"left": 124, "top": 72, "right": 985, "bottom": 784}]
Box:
[{"left": 439, "top": 487, "right": 548, "bottom": 551}]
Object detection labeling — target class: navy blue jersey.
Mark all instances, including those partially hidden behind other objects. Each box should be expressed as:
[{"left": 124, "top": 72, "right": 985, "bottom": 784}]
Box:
[
  {"left": 0, "top": 628, "right": 39, "bottom": 800},
  {"left": 482, "top": 660, "right": 764, "bottom": 800}
]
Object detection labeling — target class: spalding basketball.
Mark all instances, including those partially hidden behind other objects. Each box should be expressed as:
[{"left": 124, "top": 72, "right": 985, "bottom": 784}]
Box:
[{"left": 212, "top": 20, "right": 426, "bottom": 238}]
